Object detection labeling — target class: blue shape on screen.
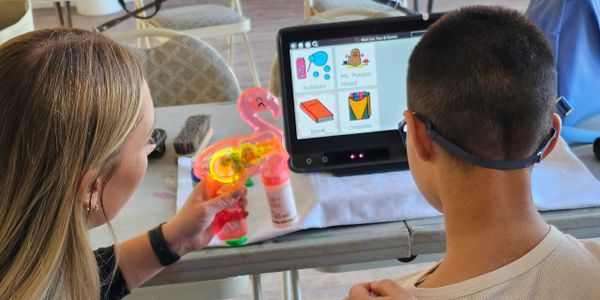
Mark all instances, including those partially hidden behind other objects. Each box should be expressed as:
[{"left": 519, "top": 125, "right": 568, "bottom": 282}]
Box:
[{"left": 309, "top": 51, "right": 328, "bottom": 66}]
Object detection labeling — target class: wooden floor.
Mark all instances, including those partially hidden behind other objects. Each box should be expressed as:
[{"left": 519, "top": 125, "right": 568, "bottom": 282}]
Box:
[{"left": 32, "top": 1, "right": 530, "bottom": 299}]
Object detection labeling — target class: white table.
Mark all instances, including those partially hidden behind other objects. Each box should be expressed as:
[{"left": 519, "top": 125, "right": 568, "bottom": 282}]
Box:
[{"left": 89, "top": 102, "right": 600, "bottom": 290}]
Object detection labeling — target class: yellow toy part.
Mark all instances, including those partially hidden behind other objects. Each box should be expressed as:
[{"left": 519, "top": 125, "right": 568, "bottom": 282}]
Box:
[{"left": 209, "top": 142, "right": 275, "bottom": 184}]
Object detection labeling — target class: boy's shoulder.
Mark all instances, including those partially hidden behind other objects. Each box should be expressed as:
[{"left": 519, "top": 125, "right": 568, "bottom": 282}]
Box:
[
  {"left": 397, "top": 227, "right": 600, "bottom": 299},
  {"left": 582, "top": 236, "right": 600, "bottom": 257}
]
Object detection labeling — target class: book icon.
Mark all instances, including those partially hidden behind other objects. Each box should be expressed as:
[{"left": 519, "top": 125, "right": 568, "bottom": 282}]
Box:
[{"left": 300, "top": 99, "right": 334, "bottom": 123}]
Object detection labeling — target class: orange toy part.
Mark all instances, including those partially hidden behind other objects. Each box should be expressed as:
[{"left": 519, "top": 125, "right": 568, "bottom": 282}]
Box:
[{"left": 193, "top": 130, "right": 288, "bottom": 244}]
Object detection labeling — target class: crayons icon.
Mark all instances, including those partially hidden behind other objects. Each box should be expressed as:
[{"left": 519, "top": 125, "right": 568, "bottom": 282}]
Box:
[{"left": 348, "top": 91, "right": 371, "bottom": 120}]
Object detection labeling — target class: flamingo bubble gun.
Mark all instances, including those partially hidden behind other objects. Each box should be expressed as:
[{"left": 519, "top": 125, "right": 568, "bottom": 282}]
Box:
[{"left": 193, "top": 88, "right": 296, "bottom": 246}]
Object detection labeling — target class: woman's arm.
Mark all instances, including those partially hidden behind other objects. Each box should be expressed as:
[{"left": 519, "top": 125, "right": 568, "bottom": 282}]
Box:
[{"left": 114, "top": 183, "right": 246, "bottom": 290}]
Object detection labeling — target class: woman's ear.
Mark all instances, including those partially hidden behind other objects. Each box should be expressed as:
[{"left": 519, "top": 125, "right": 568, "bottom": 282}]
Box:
[
  {"left": 80, "top": 171, "right": 101, "bottom": 211},
  {"left": 541, "top": 113, "right": 563, "bottom": 160},
  {"left": 403, "top": 111, "right": 433, "bottom": 162}
]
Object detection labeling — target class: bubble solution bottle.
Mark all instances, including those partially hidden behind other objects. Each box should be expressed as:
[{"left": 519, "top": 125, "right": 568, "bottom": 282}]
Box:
[{"left": 261, "top": 155, "right": 297, "bottom": 228}]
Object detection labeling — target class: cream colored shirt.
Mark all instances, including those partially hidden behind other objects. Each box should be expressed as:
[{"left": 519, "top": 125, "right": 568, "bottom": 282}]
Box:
[{"left": 398, "top": 226, "right": 600, "bottom": 299}]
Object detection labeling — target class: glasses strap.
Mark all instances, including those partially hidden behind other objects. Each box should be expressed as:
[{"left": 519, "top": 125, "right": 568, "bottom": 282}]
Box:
[{"left": 427, "top": 127, "right": 557, "bottom": 170}]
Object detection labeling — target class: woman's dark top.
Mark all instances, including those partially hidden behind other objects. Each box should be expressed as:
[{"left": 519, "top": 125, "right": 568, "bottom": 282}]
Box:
[{"left": 94, "top": 245, "right": 130, "bottom": 300}]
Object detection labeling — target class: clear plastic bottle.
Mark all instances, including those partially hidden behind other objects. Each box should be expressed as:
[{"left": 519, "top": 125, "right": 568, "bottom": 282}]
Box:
[{"left": 261, "top": 155, "right": 297, "bottom": 228}]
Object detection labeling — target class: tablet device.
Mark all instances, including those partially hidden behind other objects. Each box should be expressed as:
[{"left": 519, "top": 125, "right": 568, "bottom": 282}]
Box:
[{"left": 277, "top": 14, "right": 442, "bottom": 174}]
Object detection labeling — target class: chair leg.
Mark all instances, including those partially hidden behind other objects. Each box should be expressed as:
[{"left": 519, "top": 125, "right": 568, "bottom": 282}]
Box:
[
  {"left": 303, "top": 0, "right": 314, "bottom": 20},
  {"left": 251, "top": 274, "right": 264, "bottom": 300},
  {"left": 283, "top": 270, "right": 302, "bottom": 300},
  {"left": 133, "top": 0, "right": 152, "bottom": 48},
  {"left": 232, "top": 0, "right": 243, "bottom": 12},
  {"left": 227, "top": 34, "right": 234, "bottom": 66},
  {"left": 427, "top": 0, "right": 434, "bottom": 13},
  {"left": 144, "top": 33, "right": 152, "bottom": 49},
  {"left": 65, "top": 1, "right": 73, "bottom": 27},
  {"left": 135, "top": 20, "right": 144, "bottom": 48},
  {"left": 241, "top": 32, "right": 261, "bottom": 87},
  {"left": 53, "top": 2, "right": 64, "bottom": 27},
  {"left": 134, "top": 20, "right": 152, "bottom": 48}
]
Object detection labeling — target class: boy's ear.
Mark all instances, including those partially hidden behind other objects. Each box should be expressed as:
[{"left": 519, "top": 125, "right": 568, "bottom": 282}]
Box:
[
  {"left": 404, "top": 111, "right": 433, "bottom": 162},
  {"left": 541, "top": 113, "right": 563, "bottom": 160}
]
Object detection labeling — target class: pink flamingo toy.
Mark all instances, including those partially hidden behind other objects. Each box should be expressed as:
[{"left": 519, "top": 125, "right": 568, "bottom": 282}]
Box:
[{"left": 193, "top": 88, "right": 292, "bottom": 246}]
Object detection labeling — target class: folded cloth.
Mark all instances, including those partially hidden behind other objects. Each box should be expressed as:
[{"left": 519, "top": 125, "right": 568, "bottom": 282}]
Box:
[
  {"left": 177, "top": 137, "right": 600, "bottom": 246},
  {"left": 177, "top": 157, "right": 440, "bottom": 246},
  {"left": 532, "top": 137, "right": 600, "bottom": 210}
]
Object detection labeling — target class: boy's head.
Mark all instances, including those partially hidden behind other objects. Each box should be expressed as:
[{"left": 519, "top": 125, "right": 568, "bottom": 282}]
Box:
[{"left": 403, "top": 6, "right": 560, "bottom": 208}]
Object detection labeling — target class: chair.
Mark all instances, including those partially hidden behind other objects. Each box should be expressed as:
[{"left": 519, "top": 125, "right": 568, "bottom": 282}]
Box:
[
  {"left": 134, "top": 0, "right": 261, "bottom": 88},
  {"left": 112, "top": 28, "right": 241, "bottom": 107},
  {"left": 304, "top": 0, "right": 405, "bottom": 19},
  {"left": 304, "top": 0, "right": 436, "bottom": 20},
  {"left": 0, "top": 0, "right": 34, "bottom": 44}
]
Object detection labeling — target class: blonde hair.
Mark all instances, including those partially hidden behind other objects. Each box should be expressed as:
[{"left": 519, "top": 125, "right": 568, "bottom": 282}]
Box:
[{"left": 0, "top": 28, "right": 144, "bottom": 299}]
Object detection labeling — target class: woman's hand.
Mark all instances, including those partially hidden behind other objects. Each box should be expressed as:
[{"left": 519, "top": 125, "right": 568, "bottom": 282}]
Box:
[
  {"left": 114, "top": 182, "right": 247, "bottom": 290},
  {"left": 345, "top": 280, "right": 416, "bottom": 300},
  {"left": 162, "top": 182, "right": 247, "bottom": 256}
]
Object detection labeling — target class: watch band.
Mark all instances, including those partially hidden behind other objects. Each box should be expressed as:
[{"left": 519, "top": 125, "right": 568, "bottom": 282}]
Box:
[{"left": 148, "top": 222, "right": 180, "bottom": 266}]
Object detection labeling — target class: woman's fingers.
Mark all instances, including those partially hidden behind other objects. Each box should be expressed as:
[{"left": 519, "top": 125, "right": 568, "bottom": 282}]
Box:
[{"left": 201, "top": 187, "right": 247, "bottom": 216}]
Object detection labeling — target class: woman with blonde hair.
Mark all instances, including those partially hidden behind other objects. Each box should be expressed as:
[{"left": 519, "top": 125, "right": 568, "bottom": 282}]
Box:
[{"left": 0, "top": 28, "right": 246, "bottom": 299}]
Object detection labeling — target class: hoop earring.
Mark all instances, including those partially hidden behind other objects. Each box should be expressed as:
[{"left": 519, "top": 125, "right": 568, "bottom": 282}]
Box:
[{"left": 86, "top": 203, "right": 100, "bottom": 213}]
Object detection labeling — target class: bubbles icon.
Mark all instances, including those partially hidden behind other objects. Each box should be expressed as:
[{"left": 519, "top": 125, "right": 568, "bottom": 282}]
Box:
[
  {"left": 307, "top": 51, "right": 332, "bottom": 80},
  {"left": 308, "top": 51, "right": 328, "bottom": 71}
]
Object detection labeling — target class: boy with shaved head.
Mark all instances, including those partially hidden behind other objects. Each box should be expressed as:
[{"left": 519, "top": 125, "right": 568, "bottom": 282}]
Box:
[{"left": 346, "top": 6, "right": 600, "bottom": 300}]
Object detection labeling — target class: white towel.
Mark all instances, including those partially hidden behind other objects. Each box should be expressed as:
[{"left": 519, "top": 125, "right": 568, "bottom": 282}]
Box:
[
  {"left": 532, "top": 138, "right": 600, "bottom": 210},
  {"left": 177, "top": 137, "right": 600, "bottom": 246}
]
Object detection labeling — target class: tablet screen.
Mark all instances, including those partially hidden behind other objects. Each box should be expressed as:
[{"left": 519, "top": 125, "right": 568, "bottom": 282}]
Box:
[
  {"left": 278, "top": 14, "right": 441, "bottom": 173},
  {"left": 287, "top": 31, "right": 424, "bottom": 140}
]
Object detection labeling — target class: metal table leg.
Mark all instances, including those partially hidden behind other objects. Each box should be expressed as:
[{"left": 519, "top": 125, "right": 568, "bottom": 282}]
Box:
[
  {"left": 283, "top": 270, "right": 302, "bottom": 300},
  {"left": 251, "top": 274, "right": 264, "bottom": 300}
]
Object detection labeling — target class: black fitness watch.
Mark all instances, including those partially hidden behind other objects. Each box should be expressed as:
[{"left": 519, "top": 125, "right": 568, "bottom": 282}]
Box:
[{"left": 148, "top": 222, "right": 181, "bottom": 266}]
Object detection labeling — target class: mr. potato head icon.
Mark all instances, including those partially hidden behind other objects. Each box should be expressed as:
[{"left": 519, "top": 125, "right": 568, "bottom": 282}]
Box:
[{"left": 344, "top": 48, "right": 370, "bottom": 68}]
